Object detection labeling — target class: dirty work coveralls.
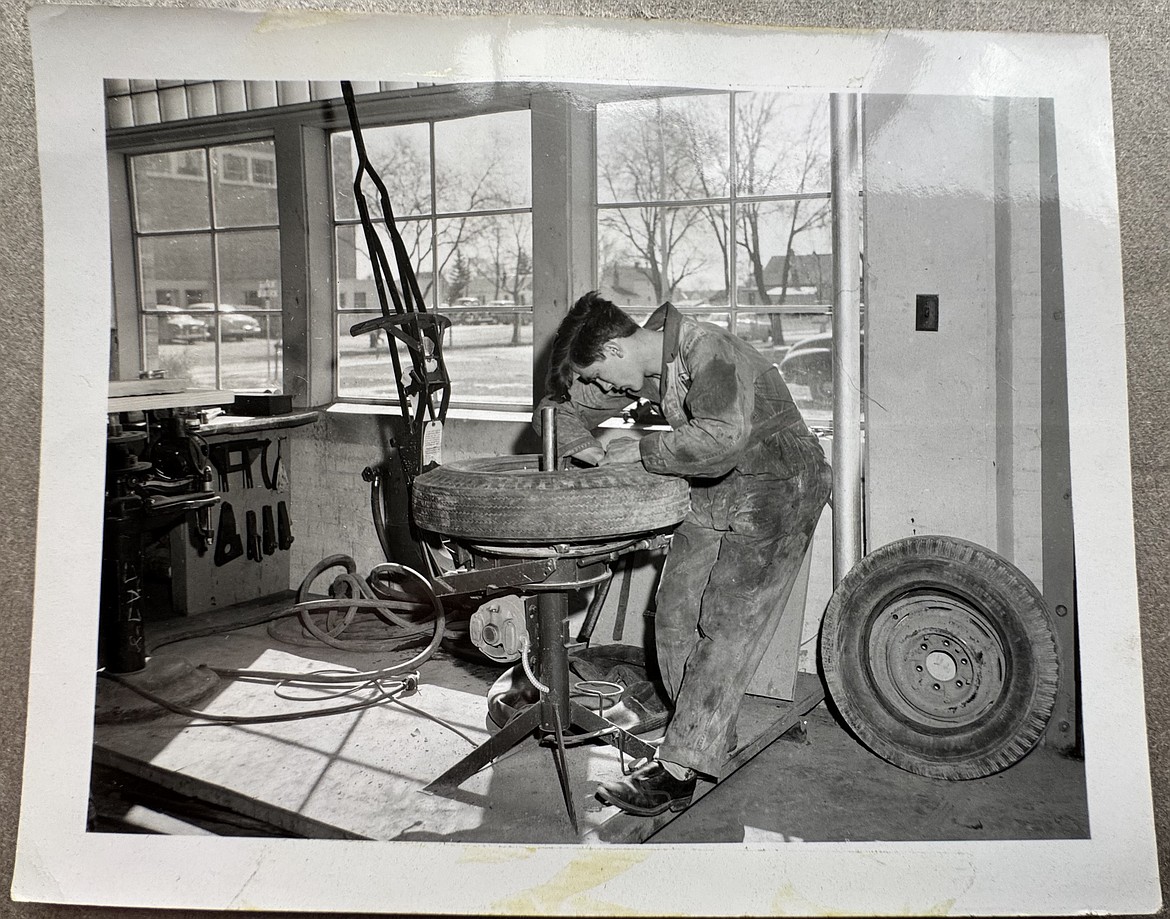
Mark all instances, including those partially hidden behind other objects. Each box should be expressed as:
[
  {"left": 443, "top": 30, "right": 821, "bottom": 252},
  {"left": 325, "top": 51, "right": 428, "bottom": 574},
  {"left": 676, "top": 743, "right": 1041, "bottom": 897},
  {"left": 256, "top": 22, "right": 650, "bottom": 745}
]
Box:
[{"left": 543, "top": 302, "right": 832, "bottom": 778}]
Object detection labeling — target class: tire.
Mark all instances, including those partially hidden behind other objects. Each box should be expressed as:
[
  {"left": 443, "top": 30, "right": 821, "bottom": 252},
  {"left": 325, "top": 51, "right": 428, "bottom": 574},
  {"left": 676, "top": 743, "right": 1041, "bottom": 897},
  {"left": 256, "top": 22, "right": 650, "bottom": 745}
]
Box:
[
  {"left": 820, "top": 535, "right": 1060, "bottom": 780},
  {"left": 412, "top": 454, "right": 690, "bottom": 543}
]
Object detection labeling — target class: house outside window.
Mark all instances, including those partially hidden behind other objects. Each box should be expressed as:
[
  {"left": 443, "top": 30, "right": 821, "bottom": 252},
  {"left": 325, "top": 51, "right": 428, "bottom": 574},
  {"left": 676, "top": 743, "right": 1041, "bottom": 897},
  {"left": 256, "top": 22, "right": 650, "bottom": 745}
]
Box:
[
  {"left": 331, "top": 109, "right": 533, "bottom": 406},
  {"left": 251, "top": 157, "right": 276, "bottom": 186},
  {"left": 132, "top": 139, "right": 283, "bottom": 392},
  {"left": 220, "top": 151, "right": 250, "bottom": 183}
]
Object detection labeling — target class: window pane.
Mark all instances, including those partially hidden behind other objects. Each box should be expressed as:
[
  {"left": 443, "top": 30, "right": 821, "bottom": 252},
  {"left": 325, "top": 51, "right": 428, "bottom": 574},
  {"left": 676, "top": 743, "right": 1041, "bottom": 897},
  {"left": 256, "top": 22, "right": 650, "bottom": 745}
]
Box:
[
  {"left": 434, "top": 213, "right": 531, "bottom": 307},
  {"left": 733, "top": 198, "right": 832, "bottom": 315},
  {"left": 597, "top": 95, "right": 730, "bottom": 205},
  {"left": 336, "top": 219, "right": 435, "bottom": 312},
  {"left": 598, "top": 205, "right": 729, "bottom": 308},
  {"left": 435, "top": 213, "right": 533, "bottom": 404},
  {"left": 139, "top": 235, "right": 213, "bottom": 310},
  {"left": 735, "top": 93, "right": 831, "bottom": 197},
  {"left": 131, "top": 150, "right": 210, "bottom": 232},
  {"left": 435, "top": 111, "right": 531, "bottom": 213},
  {"left": 217, "top": 228, "right": 282, "bottom": 309},
  {"left": 220, "top": 314, "right": 283, "bottom": 393},
  {"left": 212, "top": 141, "right": 279, "bottom": 227},
  {"left": 775, "top": 313, "right": 836, "bottom": 428},
  {"left": 141, "top": 313, "right": 215, "bottom": 388},
  {"left": 331, "top": 124, "right": 432, "bottom": 222}
]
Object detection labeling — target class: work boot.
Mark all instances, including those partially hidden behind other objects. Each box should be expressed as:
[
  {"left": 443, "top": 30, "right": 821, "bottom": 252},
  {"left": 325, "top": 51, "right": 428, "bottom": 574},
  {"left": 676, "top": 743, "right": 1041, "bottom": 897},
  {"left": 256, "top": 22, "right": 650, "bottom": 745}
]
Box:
[{"left": 596, "top": 760, "right": 696, "bottom": 816}]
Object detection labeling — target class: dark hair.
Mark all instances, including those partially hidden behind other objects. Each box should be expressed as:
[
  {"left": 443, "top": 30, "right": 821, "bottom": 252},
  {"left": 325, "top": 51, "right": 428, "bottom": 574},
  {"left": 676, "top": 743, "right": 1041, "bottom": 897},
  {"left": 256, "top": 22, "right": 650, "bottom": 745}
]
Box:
[{"left": 546, "top": 291, "right": 639, "bottom": 400}]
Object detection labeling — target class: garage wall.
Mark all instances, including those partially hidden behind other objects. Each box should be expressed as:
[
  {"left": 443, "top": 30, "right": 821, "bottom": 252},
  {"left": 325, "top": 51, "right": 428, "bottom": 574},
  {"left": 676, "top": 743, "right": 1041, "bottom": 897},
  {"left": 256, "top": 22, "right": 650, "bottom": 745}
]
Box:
[
  {"left": 862, "top": 94, "right": 1045, "bottom": 589},
  {"left": 286, "top": 411, "right": 538, "bottom": 581}
]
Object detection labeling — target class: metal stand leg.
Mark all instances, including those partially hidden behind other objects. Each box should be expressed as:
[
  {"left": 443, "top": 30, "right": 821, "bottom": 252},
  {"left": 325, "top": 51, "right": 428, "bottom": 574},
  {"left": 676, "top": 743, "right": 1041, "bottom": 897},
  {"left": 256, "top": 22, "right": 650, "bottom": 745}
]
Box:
[
  {"left": 420, "top": 588, "right": 658, "bottom": 833},
  {"left": 422, "top": 702, "right": 542, "bottom": 794},
  {"left": 547, "top": 706, "right": 578, "bottom": 834}
]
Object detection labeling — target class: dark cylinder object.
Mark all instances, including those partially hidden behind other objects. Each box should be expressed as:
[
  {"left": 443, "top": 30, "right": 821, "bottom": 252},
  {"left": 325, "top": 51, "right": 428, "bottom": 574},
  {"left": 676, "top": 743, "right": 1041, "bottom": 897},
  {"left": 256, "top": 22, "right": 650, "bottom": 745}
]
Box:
[
  {"left": 540, "top": 406, "right": 557, "bottom": 472},
  {"left": 536, "top": 591, "right": 572, "bottom": 731}
]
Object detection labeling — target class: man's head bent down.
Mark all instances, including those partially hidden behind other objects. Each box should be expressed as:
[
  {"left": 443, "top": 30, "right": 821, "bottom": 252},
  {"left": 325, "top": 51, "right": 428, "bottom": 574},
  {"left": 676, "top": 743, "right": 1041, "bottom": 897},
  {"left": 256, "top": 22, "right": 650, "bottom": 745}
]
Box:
[{"left": 548, "top": 291, "right": 650, "bottom": 400}]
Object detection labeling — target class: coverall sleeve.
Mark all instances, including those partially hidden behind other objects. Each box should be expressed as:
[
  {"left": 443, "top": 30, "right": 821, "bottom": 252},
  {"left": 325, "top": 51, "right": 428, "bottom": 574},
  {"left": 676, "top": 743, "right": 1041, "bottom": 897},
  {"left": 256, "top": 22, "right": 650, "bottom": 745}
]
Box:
[
  {"left": 639, "top": 333, "right": 755, "bottom": 478},
  {"left": 533, "top": 381, "right": 637, "bottom": 458}
]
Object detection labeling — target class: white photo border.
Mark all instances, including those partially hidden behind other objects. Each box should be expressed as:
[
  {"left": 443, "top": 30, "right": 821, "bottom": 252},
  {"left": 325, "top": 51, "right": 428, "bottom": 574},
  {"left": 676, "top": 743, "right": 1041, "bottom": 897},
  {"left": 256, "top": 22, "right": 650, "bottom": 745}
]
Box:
[{"left": 14, "top": 6, "right": 1160, "bottom": 914}]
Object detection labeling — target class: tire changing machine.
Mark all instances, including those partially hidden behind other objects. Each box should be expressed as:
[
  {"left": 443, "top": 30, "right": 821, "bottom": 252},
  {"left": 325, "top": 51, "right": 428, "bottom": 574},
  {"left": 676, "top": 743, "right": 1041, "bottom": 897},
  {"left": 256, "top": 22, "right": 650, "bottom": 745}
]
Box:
[{"left": 418, "top": 412, "right": 668, "bottom": 835}]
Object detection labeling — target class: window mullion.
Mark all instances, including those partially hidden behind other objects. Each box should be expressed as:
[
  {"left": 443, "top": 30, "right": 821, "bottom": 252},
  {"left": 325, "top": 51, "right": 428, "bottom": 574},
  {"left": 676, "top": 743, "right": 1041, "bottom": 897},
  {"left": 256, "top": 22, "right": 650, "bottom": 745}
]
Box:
[
  {"left": 207, "top": 147, "right": 223, "bottom": 388},
  {"left": 430, "top": 122, "right": 438, "bottom": 310},
  {"left": 729, "top": 91, "right": 739, "bottom": 328}
]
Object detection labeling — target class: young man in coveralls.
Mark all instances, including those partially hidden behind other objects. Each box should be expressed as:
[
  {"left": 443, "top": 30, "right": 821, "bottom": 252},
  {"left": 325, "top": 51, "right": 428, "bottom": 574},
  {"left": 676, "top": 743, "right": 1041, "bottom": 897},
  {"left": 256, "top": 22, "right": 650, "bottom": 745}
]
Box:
[{"left": 539, "top": 291, "right": 832, "bottom": 815}]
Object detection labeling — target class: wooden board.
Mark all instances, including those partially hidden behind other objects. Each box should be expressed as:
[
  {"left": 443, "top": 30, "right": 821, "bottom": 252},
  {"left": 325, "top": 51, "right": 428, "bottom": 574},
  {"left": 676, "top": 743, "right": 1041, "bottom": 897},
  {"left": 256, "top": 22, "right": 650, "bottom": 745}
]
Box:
[
  {"left": 584, "top": 671, "right": 825, "bottom": 843},
  {"left": 109, "top": 378, "right": 185, "bottom": 398},
  {"left": 108, "top": 389, "right": 235, "bottom": 413}
]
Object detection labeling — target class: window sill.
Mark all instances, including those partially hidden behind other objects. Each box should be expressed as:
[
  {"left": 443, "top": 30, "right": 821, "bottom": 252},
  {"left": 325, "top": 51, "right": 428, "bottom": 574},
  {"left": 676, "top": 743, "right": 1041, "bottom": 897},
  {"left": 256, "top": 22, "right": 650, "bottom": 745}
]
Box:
[
  {"left": 324, "top": 402, "right": 671, "bottom": 431},
  {"left": 327, "top": 402, "right": 534, "bottom": 424}
]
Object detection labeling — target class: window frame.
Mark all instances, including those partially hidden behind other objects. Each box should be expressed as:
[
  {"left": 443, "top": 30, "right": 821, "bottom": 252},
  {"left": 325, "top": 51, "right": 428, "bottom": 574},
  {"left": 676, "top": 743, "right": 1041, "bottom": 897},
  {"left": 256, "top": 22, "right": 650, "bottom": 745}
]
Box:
[
  {"left": 594, "top": 91, "right": 834, "bottom": 338},
  {"left": 107, "top": 82, "right": 784, "bottom": 413},
  {"left": 124, "top": 140, "right": 283, "bottom": 392},
  {"left": 328, "top": 109, "right": 538, "bottom": 409}
]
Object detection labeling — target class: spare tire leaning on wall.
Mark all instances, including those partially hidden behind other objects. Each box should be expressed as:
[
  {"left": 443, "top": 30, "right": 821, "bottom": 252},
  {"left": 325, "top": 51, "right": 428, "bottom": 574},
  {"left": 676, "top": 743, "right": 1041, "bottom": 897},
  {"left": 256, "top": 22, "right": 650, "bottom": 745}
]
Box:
[
  {"left": 820, "top": 535, "right": 1060, "bottom": 781},
  {"left": 412, "top": 455, "right": 691, "bottom": 543}
]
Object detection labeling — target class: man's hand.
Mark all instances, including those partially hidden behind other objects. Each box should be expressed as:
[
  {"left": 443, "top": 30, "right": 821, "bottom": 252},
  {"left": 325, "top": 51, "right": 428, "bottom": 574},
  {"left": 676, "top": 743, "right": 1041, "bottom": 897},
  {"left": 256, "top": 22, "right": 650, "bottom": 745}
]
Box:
[
  {"left": 571, "top": 445, "right": 606, "bottom": 467},
  {"left": 600, "top": 437, "right": 643, "bottom": 466}
]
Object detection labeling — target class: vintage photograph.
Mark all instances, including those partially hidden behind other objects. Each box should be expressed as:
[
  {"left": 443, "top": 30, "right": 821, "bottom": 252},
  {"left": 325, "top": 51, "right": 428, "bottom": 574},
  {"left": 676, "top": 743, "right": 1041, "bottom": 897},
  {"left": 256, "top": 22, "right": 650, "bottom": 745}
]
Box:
[{"left": 13, "top": 7, "right": 1160, "bottom": 915}]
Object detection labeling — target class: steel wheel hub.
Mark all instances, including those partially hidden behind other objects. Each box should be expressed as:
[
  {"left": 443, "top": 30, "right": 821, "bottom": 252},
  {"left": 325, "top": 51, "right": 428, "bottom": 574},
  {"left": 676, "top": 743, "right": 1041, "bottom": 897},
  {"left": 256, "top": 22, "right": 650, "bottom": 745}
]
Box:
[{"left": 866, "top": 591, "right": 1007, "bottom": 730}]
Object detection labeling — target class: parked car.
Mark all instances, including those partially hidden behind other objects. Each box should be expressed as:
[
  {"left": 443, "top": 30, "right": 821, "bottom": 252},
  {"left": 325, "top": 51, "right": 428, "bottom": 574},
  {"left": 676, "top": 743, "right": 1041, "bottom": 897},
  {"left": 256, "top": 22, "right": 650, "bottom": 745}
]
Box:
[
  {"left": 187, "top": 302, "right": 264, "bottom": 341},
  {"left": 156, "top": 308, "right": 210, "bottom": 344},
  {"left": 445, "top": 296, "right": 492, "bottom": 324},
  {"left": 778, "top": 331, "right": 865, "bottom": 406},
  {"left": 219, "top": 309, "right": 263, "bottom": 342}
]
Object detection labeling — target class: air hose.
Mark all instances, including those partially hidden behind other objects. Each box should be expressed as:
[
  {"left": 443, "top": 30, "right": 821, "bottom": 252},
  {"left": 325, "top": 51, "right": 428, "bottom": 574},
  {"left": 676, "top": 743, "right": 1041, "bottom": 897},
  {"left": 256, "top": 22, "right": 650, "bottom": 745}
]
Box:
[
  {"left": 270, "top": 553, "right": 445, "bottom": 658},
  {"left": 102, "top": 554, "right": 450, "bottom": 728}
]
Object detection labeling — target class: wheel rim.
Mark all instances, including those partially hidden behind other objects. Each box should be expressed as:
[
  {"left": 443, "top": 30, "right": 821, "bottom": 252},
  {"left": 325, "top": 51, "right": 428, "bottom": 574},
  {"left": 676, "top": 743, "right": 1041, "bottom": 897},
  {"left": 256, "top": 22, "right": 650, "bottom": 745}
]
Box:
[{"left": 864, "top": 589, "right": 1008, "bottom": 732}]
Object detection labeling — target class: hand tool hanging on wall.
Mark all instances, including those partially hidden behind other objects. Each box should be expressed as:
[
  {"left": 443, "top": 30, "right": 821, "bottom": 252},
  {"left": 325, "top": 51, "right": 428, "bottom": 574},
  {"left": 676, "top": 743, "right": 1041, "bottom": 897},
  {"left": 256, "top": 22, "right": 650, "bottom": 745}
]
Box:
[
  {"left": 262, "top": 505, "right": 277, "bottom": 556},
  {"left": 214, "top": 503, "right": 244, "bottom": 566},
  {"left": 208, "top": 439, "right": 268, "bottom": 492},
  {"left": 340, "top": 81, "right": 452, "bottom": 486},
  {"left": 260, "top": 440, "right": 276, "bottom": 491},
  {"left": 277, "top": 500, "right": 295, "bottom": 551},
  {"left": 245, "top": 510, "right": 262, "bottom": 563}
]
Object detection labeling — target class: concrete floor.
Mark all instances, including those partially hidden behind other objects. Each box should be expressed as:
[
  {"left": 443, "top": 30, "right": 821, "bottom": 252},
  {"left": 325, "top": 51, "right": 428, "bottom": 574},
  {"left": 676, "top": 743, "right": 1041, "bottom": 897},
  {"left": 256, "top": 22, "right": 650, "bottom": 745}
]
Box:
[
  {"left": 91, "top": 603, "right": 1090, "bottom": 845},
  {"left": 656, "top": 704, "right": 1088, "bottom": 844}
]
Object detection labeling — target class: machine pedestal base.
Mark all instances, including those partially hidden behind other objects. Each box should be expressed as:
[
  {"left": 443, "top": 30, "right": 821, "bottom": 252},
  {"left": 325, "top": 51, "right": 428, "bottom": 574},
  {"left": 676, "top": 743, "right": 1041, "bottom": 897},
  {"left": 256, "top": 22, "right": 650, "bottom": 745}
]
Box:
[
  {"left": 95, "top": 657, "right": 220, "bottom": 724},
  {"left": 421, "top": 698, "right": 657, "bottom": 835}
]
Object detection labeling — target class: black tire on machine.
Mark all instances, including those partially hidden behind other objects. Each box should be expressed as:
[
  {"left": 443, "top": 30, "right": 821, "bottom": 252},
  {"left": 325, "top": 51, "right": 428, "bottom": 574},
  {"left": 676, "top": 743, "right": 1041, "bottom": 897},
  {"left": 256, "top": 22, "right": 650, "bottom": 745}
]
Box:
[{"left": 411, "top": 454, "right": 690, "bottom": 543}]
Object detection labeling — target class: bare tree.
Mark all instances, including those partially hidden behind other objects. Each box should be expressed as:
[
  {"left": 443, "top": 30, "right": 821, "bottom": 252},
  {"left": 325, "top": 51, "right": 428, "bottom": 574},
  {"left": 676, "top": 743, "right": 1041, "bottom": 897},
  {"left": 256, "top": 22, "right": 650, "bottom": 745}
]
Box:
[
  {"left": 734, "top": 95, "right": 831, "bottom": 346},
  {"left": 343, "top": 128, "right": 515, "bottom": 310},
  {"left": 597, "top": 98, "right": 717, "bottom": 302}
]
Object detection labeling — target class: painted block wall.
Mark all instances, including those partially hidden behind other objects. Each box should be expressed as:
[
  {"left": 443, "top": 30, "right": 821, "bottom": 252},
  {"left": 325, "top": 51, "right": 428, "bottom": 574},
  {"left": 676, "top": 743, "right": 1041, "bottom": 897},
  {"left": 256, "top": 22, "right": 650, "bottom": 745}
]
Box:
[
  {"left": 286, "top": 411, "right": 540, "bottom": 586},
  {"left": 862, "top": 94, "right": 1044, "bottom": 588}
]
